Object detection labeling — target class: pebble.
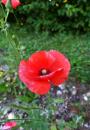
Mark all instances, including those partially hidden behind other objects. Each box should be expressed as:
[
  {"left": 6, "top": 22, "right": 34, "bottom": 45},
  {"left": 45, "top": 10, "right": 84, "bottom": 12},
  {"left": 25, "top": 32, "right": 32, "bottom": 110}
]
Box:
[
  {"left": 71, "top": 86, "right": 77, "bottom": 95},
  {"left": 19, "top": 127, "right": 24, "bottom": 130},
  {"left": 0, "top": 65, "right": 9, "bottom": 71},
  {"left": 84, "top": 123, "right": 90, "bottom": 128},
  {"left": 3, "top": 97, "right": 7, "bottom": 101},
  {"left": 56, "top": 90, "right": 62, "bottom": 96},
  {"left": 0, "top": 100, "right": 2, "bottom": 104},
  {"left": 58, "top": 84, "right": 65, "bottom": 90},
  {"left": 83, "top": 95, "right": 88, "bottom": 101},
  {"left": 4, "top": 75, "right": 11, "bottom": 81},
  {"left": 86, "top": 92, "right": 90, "bottom": 97}
]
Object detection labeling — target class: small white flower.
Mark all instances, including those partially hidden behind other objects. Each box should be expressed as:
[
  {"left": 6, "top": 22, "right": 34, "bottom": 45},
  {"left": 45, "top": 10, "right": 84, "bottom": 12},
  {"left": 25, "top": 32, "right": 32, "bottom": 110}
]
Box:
[{"left": 8, "top": 113, "right": 15, "bottom": 119}]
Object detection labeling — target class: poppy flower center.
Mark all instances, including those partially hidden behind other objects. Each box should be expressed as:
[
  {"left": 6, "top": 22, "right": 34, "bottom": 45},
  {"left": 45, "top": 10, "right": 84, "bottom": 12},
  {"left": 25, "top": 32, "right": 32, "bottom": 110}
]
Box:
[{"left": 40, "top": 69, "right": 49, "bottom": 75}]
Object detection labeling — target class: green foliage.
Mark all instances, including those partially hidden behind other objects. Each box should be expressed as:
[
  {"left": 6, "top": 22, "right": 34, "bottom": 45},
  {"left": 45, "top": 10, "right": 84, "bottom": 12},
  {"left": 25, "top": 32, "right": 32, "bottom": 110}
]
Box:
[
  {"left": 14, "top": 0, "right": 90, "bottom": 32},
  {"left": 0, "top": 26, "right": 90, "bottom": 83},
  {"left": 57, "top": 116, "right": 84, "bottom": 130},
  {"left": 0, "top": 2, "right": 89, "bottom": 129},
  {"left": 15, "top": 29, "right": 89, "bottom": 83},
  {"left": 0, "top": 84, "right": 8, "bottom": 93}
]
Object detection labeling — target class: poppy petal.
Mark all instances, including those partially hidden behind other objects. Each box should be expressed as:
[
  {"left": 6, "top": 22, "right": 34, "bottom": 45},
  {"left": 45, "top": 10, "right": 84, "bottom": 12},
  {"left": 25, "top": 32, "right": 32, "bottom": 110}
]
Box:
[
  {"left": 1, "top": 0, "right": 7, "bottom": 5},
  {"left": 18, "top": 50, "right": 70, "bottom": 95},
  {"left": 35, "top": 68, "right": 63, "bottom": 80},
  {"left": 50, "top": 69, "right": 68, "bottom": 85},
  {"left": 26, "top": 80, "right": 50, "bottom": 95},
  {"left": 49, "top": 50, "right": 70, "bottom": 72},
  {"left": 19, "top": 60, "right": 50, "bottom": 95},
  {"left": 11, "top": 0, "right": 21, "bottom": 9},
  {"left": 34, "top": 68, "right": 66, "bottom": 85},
  {"left": 19, "top": 60, "right": 38, "bottom": 83},
  {"left": 4, "top": 121, "right": 16, "bottom": 128},
  {"left": 29, "top": 51, "right": 55, "bottom": 71},
  {"left": 49, "top": 50, "right": 70, "bottom": 85}
]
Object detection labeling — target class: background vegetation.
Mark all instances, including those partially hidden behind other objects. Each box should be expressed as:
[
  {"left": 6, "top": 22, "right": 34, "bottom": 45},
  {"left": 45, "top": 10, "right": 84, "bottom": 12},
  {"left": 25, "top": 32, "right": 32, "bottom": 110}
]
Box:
[
  {"left": 15, "top": 0, "right": 90, "bottom": 32},
  {"left": 0, "top": 28, "right": 90, "bottom": 83},
  {"left": 0, "top": 0, "right": 90, "bottom": 83},
  {"left": 0, "top": 0, "right": 90, "bottom": 129}
]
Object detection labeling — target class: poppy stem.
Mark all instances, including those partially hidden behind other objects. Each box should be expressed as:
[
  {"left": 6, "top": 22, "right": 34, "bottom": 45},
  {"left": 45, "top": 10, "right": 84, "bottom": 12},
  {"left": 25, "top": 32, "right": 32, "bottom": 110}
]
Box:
[
  {"left": 50, "top": 121, "right": 59, "bottom": 130},
  {"left": 4, "top": 8, "right": 9, "bottom": 24}
]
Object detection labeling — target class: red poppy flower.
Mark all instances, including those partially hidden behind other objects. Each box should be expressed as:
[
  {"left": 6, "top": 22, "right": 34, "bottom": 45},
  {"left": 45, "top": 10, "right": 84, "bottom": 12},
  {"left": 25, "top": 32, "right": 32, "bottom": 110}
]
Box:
[
  {"left": 18, "top": 50, "right": 70, "bottom": 95},
  {"left": 2, "top": 0, "right": 21, "bottom": 9},
  {"left": 2, "top": 121, "right": 16, "bottom": 130}
]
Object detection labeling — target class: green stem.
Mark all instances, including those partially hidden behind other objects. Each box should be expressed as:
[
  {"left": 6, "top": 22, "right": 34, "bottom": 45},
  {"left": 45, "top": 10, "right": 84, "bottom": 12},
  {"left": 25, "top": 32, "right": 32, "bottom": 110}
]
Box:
[{"left": 4, "top": 8, "right": 9, "bottom": 24}]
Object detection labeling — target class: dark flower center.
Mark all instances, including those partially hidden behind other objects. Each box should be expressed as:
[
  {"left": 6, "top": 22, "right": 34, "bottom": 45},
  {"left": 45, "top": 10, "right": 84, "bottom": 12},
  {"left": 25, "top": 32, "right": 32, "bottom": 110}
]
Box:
[{"left": 40, "top": 69, "right": 50, "bottom": 76}]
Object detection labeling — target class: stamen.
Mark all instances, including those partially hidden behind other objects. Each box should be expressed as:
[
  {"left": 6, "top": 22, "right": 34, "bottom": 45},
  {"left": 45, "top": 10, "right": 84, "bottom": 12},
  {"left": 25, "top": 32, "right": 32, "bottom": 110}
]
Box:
[{"left": 41, "top": 69, "right": 47, "bottom": 75}]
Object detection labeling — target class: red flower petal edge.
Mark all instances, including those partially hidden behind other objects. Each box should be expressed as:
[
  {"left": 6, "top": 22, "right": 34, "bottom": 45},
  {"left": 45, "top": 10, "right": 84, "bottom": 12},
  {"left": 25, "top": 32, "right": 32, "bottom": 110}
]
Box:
[
  {"left": 2, "top": 0, "right": 21, "bottom": 9},
  {"left": 11, "top": 0, "right": 21, "bottom": 9},
  {"left": 1, "top": 121, "right": 17, "bottom": 129},
  {"left": 18, "top": 50, "right": 71, "bottom": 95},
  {"left": 1, "top": 0, "right": 7, "bottom": 5}
]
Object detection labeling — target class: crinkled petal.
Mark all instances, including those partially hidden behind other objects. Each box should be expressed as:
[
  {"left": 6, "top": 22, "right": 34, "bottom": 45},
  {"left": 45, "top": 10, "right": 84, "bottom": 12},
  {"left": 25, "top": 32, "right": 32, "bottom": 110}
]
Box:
[
  {"left": 49, "top": 50, "right": 70, "bottom": 71},
  {"left": 49, "top": 50, "right": 70, "bottom": 85},
  {"left": 18, "top": 60, "right": 29, "bottom": 84},
  {"left": 11, "top": 0, "right": 21, "bottom": 9},
  {"left": 35, "top": 68, "right": 63, "bottom": 80},
  {"left": 50, "top": 69, "right": 68, "bottom": 85},
  {"left": 18, "top": 50, "right": 71, "bottom": 95},
  {"left": 29, "top": 51, "right": 55, "bottom": 71},
  {"left": 18, "top": 60, "right": 39, "bottom": 83},
  {"left": 26, "top": 79, "right": 50, "bottom": 95},
  {"left": 18, "top": 60, "right": 50, "bottom": 95}
]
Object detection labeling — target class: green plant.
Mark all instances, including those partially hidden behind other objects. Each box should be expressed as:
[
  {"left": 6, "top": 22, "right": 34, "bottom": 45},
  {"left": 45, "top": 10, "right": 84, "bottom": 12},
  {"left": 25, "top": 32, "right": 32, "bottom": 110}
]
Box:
[{"left": 13, "top": 0, "right": 90, "bottom": 32}]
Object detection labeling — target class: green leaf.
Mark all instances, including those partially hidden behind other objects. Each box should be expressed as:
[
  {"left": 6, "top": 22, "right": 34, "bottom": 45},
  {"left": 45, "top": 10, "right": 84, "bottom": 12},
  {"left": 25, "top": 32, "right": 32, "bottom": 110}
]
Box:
[
  {"left": 50, "top": 124, "right": 57, "bottom": 130},
  {"left": 54, "top": 98, "right": 64, "bottom": 103},
  {"left": 0, "top": 84, "right": 8, "bottom": 93}
]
